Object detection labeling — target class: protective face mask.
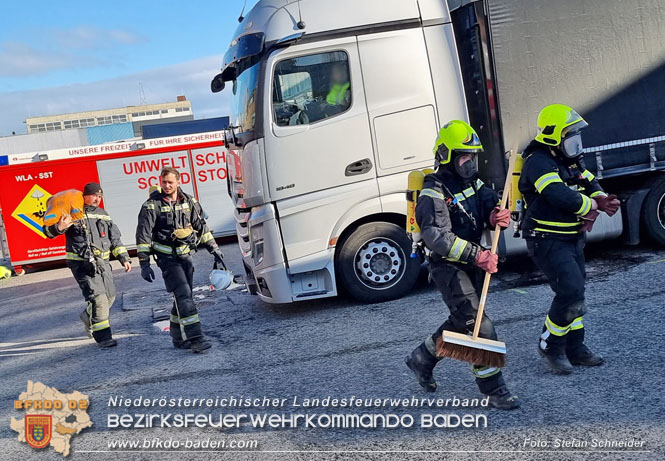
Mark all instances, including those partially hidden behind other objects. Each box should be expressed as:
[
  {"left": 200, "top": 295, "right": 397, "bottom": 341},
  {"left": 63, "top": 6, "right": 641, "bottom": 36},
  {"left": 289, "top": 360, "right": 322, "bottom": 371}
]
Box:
[
  {"left": 562, "top": 132, "right": 584, "bottom": 158},
  {"left": 454, "top": 155, "right": 478, "bottom": 180}
]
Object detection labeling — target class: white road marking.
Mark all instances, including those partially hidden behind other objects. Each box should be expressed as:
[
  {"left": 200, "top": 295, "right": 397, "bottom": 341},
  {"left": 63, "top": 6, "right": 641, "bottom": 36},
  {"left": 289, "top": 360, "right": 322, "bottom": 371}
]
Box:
[{"left": 0, "top": 333, "right": 141, "bottom": 354}]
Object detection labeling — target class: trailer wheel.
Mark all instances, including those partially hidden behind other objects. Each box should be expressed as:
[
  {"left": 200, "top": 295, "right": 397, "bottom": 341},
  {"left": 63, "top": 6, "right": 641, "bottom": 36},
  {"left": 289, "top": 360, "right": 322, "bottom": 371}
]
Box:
[
  {"left": 335, "top": 222, "right": 420, "bottom": 303},
  {"left": 643, "top": 176, "right": 665, "bottom": 247},
  {"left": 14, "top": 266, "right": 25, "bottom": 276}
]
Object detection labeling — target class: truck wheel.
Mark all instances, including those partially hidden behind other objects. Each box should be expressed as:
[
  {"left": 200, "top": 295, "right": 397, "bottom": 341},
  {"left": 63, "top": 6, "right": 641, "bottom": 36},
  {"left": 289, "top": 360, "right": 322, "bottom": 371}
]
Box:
[
  {"left": 336, "top": 222, "right": 420, "bottom": 303},
  {"left": 14, "top": 266, "right": 25, "bottom": 276},
  {"left": 643, "top": 176, "right": 665, "bottom": 246}
]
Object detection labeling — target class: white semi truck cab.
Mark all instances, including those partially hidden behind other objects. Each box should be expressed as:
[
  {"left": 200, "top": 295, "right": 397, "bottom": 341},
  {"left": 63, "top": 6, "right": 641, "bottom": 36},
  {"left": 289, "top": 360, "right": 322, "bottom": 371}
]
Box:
[
  {"left": 214, "top": 0, "right": 472, "bottom": 303},
  {"left": 212, "top": 0, "right": 664, "bottom": 304}
]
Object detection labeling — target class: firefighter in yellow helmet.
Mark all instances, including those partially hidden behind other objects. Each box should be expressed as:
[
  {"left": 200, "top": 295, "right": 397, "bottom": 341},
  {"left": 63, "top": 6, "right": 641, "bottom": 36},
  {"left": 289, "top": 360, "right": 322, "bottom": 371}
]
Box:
[
  {"left": 406, "top": 120, "right": 520, "bottom": 410},
  {"left": 519, "top": 104, "right": 620, "bottom": 374}
]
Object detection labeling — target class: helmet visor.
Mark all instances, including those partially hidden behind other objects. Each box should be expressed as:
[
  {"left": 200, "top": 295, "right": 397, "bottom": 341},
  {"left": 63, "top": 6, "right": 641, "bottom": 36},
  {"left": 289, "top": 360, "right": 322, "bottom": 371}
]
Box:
[
  {"left": 561, "top": 119, "right": 588, "bottom": 138},
  {"left": 561, "top": 132, "right": 584, "bottom": 158}
]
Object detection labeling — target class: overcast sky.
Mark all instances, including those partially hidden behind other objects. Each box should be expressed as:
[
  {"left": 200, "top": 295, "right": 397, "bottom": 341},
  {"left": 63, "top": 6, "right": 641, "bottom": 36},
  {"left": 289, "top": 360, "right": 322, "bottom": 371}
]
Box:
[{"left": 0, "top": 0, "right": 259, "bottom": 135}]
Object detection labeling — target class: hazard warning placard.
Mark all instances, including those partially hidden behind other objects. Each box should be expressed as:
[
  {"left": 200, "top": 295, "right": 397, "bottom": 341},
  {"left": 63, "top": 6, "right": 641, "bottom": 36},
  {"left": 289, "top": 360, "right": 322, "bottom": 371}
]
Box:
[{"left": 11, "top": 184, "right": 52, "bottom": 239}]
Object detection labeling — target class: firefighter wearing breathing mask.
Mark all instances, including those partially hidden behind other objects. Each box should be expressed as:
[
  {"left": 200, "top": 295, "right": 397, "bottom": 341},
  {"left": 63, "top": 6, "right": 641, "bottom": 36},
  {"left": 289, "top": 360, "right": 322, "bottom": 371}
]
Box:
[
  {"left": 519, "top": 104, "right": 620, "bottom": 375},
  {"left": 136, "top": 167, "right": 225, "bottom": 353},
  {"left": 406, "top": 120, "right": 520, "bottom": 410}
]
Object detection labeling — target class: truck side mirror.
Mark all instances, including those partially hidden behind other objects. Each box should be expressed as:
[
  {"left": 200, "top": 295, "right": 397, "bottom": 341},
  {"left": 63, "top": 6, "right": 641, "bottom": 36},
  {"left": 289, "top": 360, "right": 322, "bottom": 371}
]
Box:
[{"left": 211, "top": 74, "right": 225, "bottom": 93}]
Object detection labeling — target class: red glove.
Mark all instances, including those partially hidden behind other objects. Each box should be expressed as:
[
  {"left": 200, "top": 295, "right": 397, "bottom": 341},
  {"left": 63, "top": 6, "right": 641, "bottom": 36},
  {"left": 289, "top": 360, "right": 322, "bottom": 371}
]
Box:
[
  {"left": 475, "top": 249, "right": 498, "bottom": 274},
  {"left": 595, "top": 194, "right": 620, "bottom": 217},
  {"left": 580, "top": 209, "right": 600, "bottom": 232},
  {"left": 489, "top": 207, "right": 511, "bottom": 229}
]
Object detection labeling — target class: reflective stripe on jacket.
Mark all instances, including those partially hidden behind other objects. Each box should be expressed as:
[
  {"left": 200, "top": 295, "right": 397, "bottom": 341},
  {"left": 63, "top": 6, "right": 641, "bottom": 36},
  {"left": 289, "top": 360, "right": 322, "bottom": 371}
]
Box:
[{"left": 518, "top": 140, "right": 606, "bottom": 239}]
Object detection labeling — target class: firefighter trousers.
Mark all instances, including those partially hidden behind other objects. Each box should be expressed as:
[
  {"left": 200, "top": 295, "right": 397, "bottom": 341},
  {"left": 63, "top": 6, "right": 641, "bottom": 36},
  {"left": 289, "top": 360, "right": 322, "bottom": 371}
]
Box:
[
  {"left": 155, "top": 254, "right": 203, "bottom": 342},
  {"left": 68, "top": 259, "right": 115, "bottom": 343},
  {"left": 429, "top": 259, "right": 505, "bottom": 394},
  {"left": 526, "top": 237, "right": 587, "bottom": 353}
]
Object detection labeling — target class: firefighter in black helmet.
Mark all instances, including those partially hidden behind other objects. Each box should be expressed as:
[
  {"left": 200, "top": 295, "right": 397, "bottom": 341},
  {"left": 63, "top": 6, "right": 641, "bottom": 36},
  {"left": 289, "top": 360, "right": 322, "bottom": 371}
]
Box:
[
  {"left": 44, "top": 182, "right": 131, "bottom": 348},
  {"left": 136, "top": 167, "right": 225, "bottom": 353},
  {"left": 405, "top": 120, "right": 520, "bottom": 410},
  {"left": 519, "top": 104, "right": 620, "bottom": 374}
]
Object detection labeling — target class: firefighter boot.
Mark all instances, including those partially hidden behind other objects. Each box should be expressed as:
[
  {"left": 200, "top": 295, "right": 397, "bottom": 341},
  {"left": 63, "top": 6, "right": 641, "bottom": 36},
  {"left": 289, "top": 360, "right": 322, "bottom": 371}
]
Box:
[
  {"left": 98, "top": 339, "right": 118, "bottom": 348},
  {"left": 173, "top": 340, "right": 192, "bottom": 349},
  {"left": 487, "top": 386, "right": 521, "bottom": 410},
  {"left": 80, "top": 309, "right": 92, "bottom": 338},
  {"left": 538, "top": 327, "right": 573, "bottom": 374},
  {"left": 405, "top": 338, "right": 440, "bottom": 392},
  {"left": 190, "top": 337, "right": 212, "bottom": 353},
  {"left": 566, "top": 328, "right": 604, "bottom": 366}
]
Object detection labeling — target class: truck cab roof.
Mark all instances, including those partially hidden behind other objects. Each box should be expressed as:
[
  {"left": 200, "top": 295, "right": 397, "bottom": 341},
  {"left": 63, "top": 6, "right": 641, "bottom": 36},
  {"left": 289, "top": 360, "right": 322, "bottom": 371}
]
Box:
[{"left": 220, "top": 0, "right": 452, "bottom": 81}]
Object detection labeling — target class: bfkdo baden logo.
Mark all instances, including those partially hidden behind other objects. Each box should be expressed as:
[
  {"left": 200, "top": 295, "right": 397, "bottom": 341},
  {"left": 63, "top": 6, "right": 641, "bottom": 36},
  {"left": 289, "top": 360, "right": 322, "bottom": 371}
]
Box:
[
  {"left": 25, "top": 415, "right": 52, "bottom": 449},
  {"left": 11, "top": 381, "right": 92, "bottom": 457}
]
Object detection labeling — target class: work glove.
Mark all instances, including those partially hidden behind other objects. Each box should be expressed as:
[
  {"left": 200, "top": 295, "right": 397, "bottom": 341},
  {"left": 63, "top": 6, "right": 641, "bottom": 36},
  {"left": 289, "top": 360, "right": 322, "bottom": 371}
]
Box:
[
  {"left": 475, "top": 249, "right": 498, "bottom": 274},
  {"left": 141, "top": 265, "right": 155, "bottom": 283},
  {"left": 595, "top": 194, "right": 620, "bottom": 217},
  {"left": 580, "top": 209, "right": 600, "bottom": 233},
  {"left": 489, "top": 207, "right": 511, "bottom": 229},
  {"left": 212, "top": 248, "right": 225, "bottom": 266}
]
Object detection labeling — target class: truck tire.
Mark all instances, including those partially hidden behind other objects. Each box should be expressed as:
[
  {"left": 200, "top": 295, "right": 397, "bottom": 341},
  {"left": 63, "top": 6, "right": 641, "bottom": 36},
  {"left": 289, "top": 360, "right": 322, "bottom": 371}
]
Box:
[
  {"left": 335, "top": 222, "right": 420, "bottom": 303},
  {"left": 642, "top": 176, "right": 665, "bottom": 246}
]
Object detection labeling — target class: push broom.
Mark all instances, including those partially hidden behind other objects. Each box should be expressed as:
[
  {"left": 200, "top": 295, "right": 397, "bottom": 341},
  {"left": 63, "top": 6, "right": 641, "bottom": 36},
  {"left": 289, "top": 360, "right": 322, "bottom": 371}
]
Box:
[{"left": 436, "top": 149, "right": 518, "bottom": 369}]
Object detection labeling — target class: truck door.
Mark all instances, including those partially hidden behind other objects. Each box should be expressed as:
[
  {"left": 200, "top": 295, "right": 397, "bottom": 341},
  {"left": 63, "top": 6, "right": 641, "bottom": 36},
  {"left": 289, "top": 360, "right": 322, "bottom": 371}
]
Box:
[
  {"left": 263, "top": 37, "right": 376, "bottom": 201},
  {"left": 357, "top": 27, "right": 445, "bottom": 176}
]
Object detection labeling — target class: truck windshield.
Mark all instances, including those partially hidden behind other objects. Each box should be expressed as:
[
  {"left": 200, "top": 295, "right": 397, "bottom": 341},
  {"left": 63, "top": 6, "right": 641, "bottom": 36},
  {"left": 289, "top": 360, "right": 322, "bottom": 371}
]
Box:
[{"left": 231, "top": 62, "right": 260, "bottom": 134}]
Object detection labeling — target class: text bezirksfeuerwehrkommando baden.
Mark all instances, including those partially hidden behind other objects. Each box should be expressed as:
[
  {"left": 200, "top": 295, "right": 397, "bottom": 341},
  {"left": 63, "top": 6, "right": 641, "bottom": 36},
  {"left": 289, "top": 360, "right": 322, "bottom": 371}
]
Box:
[
  {"left": 107, "top": 413, "right": 488, "bottom": 429},
  {"left": 108, "top": 395, "right": 487, "bottom": 409}
]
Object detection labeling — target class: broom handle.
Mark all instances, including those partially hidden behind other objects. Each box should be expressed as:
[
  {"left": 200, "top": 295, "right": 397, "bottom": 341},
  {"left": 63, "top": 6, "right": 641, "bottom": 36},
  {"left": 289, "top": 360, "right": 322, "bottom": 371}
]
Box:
[{"left": 472, "top": 148, "right": 517, "bottom": 340}]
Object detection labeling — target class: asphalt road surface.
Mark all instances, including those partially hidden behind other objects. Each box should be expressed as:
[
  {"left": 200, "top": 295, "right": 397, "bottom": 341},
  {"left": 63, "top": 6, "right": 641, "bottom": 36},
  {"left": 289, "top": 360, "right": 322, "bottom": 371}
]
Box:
[{"left": 1, "top": 240, "right": 664, "bottom": 460}]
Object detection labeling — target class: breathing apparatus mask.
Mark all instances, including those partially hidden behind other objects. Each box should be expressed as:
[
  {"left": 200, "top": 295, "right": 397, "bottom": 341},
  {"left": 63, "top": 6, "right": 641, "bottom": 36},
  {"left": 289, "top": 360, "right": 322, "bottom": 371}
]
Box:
[
  {"left": 453, "top": 152, "right": 479, "bottom": 181},
  {"left": 560, "top": 130, "right": 584, "bottom": 159}
]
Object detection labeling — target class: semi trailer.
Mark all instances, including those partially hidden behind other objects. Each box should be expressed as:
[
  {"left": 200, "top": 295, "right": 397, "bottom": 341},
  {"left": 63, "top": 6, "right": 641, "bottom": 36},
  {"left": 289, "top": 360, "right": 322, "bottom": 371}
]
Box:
[{"left": 212, "top": 0, "right": 665, "bottom": 304}]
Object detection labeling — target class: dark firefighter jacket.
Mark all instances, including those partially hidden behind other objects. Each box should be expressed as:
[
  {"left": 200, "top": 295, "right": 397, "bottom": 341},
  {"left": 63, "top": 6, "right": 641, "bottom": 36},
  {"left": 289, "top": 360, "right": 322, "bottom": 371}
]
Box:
[
  {"left": 518, "top": 140, "right": 606, "bottom": 239},
  {"left": 135, "top": 188, "right": 218, "bottom": 263},
  {"left": 43, "top": 205, "right": 130, "bottom": 264},
  {"left": 415, "top": 167, "right": 499, "bottom": 264}
]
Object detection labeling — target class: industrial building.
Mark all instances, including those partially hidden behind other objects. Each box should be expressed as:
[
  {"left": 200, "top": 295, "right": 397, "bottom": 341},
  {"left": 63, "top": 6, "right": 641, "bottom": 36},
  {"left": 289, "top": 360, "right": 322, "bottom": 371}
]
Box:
[
  {"left": 25, "top": 97, "right": 193, "bottom": 134},
  {"left": 0, "top": 97, "right": 196, "bottom": 158}
]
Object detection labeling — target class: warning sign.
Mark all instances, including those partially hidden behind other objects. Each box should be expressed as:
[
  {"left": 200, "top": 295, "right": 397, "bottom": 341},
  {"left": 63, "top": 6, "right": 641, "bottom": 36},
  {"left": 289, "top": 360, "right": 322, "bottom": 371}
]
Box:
[{"left": 11, "top": 185, "right": 52, "bottom": 239}]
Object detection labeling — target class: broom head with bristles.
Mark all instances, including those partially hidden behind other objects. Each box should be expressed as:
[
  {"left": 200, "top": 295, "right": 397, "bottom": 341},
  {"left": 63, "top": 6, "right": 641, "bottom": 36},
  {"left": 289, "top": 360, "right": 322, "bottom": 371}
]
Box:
[{"left": 437, "top": 331, "right": 506, "bottom": 369}]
